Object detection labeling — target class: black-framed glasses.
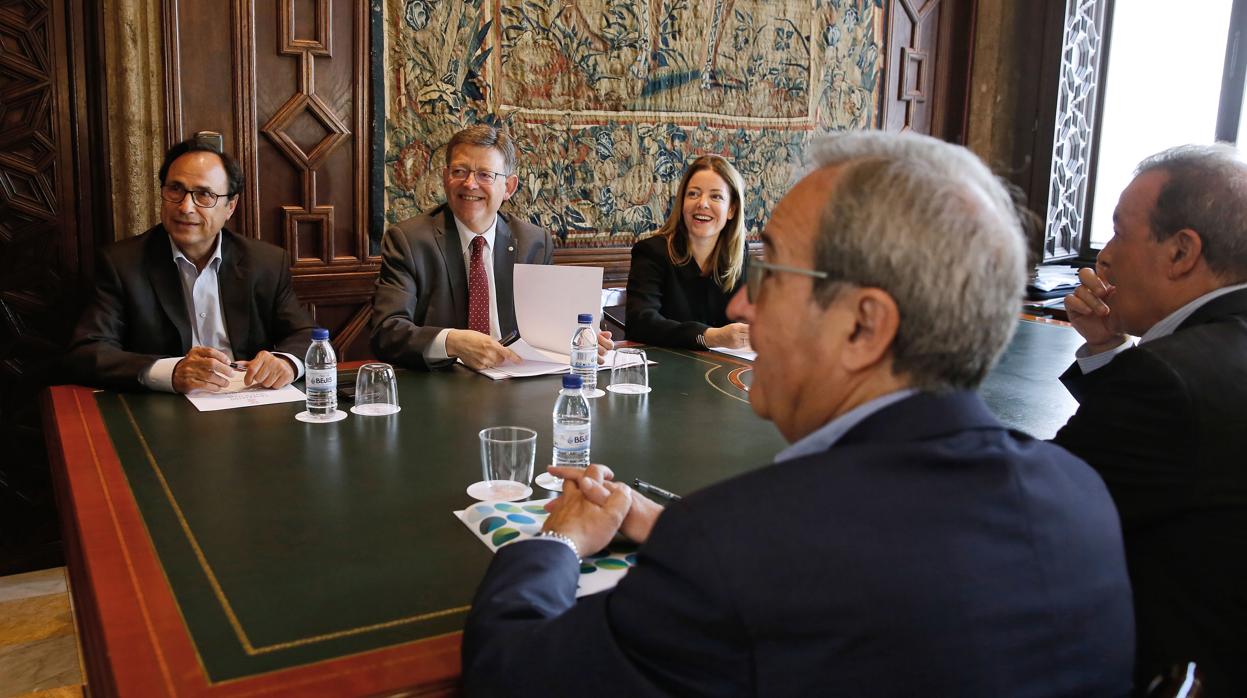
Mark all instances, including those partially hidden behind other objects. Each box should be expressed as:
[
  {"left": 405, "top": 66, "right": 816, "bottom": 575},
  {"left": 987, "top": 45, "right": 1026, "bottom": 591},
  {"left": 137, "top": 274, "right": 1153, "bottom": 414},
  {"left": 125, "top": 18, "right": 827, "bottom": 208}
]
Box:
[
  {"left": 446, "top": 167, "right": 509, "bottom": 185},
  {"left": 160, "top": 183, "right": 231, "bottom": 208},
  {"left": 747, "top": 259, "right": 830, "bottom": 302}
]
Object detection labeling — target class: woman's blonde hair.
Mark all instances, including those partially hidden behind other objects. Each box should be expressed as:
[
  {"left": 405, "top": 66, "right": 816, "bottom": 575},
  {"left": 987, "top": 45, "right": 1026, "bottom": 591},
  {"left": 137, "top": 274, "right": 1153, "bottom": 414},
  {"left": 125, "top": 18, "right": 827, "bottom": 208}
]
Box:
[{"left": 655, "top": 155, "right": 747, "bottom": 290}]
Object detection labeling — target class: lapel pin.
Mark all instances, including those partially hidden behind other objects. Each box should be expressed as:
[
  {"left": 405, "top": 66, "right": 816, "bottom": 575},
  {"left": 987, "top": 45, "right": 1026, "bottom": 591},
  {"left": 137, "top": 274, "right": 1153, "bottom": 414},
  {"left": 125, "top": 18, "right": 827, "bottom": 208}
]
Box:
[{"left": 508, "top": 246, "right": 514, "bottom": 252}]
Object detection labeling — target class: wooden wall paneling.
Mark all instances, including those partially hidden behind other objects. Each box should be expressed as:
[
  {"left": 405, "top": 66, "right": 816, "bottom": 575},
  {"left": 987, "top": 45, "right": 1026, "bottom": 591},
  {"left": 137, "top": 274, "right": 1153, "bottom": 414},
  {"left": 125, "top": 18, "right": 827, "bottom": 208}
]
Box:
[
  {"left": 881, "top": 0, "right": 976, "bottom": 142},
  {"left": 164, "top": 0, "right": 376, "bottom": 359},
  {"left": 552, "top": 248, "right": 633, "bottom": 288},
  {"left": 0, "top": 0, "right": 100, "bottom": 573},
  {"left": 882, "top": 0, "right": 942, "bottom": 134}
]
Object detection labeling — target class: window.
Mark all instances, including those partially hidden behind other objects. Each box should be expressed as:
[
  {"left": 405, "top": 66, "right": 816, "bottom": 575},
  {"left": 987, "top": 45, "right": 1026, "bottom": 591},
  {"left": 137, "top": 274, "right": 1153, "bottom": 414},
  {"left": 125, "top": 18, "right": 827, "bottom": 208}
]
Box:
[{"left": 1086, "top": 0, "right": 1246, "bottom": 252}]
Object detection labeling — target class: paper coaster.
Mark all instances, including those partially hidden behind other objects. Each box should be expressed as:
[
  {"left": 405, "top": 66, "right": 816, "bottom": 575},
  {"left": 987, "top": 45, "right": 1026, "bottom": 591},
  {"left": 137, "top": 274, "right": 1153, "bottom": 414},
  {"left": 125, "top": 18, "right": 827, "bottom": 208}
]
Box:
[
  {"left": 607, "top": 384, "right": 651, "bottom": 395},
  {"left": 582, "top": 388, "right": 606, "bottom": 399},
  {"left": 295, "top": 409, "right": 348, "bottom": 423},
  {"left": 350, "top": 404, "right": 401, "bottom": 416},
  {"left": 534, "top": 472, "right": 564, "bottom": 492},
  {"left": 467, "top": 480, "right": 533, "bottom": 502}
]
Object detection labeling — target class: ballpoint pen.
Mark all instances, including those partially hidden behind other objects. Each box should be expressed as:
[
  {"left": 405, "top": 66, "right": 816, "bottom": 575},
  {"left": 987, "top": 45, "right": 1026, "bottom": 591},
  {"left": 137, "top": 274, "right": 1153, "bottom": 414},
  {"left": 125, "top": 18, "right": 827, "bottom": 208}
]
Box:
[{"left": 632, "top": 478, "right": 683, "bottom": 503}]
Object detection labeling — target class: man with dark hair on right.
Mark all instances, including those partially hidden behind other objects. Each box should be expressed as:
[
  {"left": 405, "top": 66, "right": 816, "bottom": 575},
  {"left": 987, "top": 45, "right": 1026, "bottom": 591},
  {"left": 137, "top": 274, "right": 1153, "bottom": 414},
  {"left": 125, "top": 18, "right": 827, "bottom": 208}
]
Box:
[{"left": 1058, "top": 144, "right": 1247, "bottom": 696}]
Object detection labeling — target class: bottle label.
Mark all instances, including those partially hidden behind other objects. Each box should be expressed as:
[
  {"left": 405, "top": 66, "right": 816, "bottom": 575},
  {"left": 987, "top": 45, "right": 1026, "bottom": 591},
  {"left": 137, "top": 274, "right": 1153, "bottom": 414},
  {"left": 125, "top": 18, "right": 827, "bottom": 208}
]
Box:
[
  {"left": 571, "top": 348, "right": 596, "bottom": 370},
  {"left": 306, "top": 368, "right": 336, "bottom": 391},
  {"left": 553, "top": 423, "right": 590, "bottom": 451}
]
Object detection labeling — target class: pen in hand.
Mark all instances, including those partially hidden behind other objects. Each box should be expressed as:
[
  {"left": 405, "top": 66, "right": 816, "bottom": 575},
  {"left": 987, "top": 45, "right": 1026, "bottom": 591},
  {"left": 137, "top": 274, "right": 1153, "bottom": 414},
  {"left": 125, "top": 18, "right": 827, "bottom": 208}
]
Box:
[{"left": 633, "top": 478, "right": 682, "bottom": 503}]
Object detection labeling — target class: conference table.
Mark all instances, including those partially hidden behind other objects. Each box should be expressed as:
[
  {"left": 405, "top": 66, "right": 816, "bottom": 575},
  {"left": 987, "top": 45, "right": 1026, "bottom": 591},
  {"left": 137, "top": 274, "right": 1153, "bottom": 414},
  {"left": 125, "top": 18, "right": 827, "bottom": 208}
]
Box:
[{"left": 41, "top": 319, "right": 1083, "bottom": 696}]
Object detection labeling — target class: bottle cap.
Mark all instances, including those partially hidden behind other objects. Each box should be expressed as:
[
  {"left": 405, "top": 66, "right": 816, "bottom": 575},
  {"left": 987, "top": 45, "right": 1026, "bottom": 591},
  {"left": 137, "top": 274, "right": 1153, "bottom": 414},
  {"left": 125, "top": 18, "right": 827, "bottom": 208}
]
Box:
[
  {"left": 562, "top": 374, "right": 582, "bottom": 389},
  {"left": 577, "top": 313, "right": 593, "bottom": 324},
  {"left": 312, "top": 327, "right": 329, "bottom": 341}
]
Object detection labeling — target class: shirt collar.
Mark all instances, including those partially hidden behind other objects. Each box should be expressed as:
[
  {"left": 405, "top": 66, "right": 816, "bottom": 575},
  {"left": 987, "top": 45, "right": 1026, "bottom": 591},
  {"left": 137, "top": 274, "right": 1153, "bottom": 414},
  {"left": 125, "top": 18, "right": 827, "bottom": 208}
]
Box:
[
  {"left": 1139, "top": 282, "right": 1247, "bottom": 344},
  {"left": 452, "top": 215, "right": 498, "bottom": 254},
  {"left": 774, "top": 388, "right": 919, "bottom": 463},
  {"left": 168, "top": 232, "right": 223, "bottom": 271}
]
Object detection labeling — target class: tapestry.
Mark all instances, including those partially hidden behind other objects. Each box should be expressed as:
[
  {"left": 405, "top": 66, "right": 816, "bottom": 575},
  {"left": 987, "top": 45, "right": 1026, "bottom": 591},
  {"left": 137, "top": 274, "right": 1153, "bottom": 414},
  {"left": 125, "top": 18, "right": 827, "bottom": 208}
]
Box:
[{"left": 385, "top": 0, "right": 883, "bottom": 246}]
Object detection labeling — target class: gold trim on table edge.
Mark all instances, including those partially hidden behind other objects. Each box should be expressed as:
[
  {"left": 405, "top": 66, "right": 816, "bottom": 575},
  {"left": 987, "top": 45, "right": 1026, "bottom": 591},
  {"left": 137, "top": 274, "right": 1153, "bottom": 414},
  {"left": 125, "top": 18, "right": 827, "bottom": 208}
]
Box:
[{"left": 115, "top": 395, "right": 471, "bottom": 662}]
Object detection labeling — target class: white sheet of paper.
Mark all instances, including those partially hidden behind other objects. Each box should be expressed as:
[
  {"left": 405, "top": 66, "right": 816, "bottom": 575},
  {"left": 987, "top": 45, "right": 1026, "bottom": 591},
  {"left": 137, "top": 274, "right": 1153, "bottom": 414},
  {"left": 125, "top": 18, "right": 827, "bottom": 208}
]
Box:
[
  {"left": 185, "top": 378, "right": 306, "bottom": 412},
  {"left": 513, "top": 264, "right": 603, "bottom": 354},
  {"left": 473, "top": 342, "right": 645, "bottom": 381},
  {"left": 711, "top": 346, "right": 757, "bottom": 362}
]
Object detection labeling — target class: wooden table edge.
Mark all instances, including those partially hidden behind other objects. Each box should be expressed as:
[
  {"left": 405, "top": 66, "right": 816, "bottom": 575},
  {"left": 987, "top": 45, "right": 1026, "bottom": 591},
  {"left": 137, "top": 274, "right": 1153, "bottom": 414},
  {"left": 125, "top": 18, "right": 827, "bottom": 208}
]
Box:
[{"left": 41, "top": 384, "right": 465, "bottom": 697}]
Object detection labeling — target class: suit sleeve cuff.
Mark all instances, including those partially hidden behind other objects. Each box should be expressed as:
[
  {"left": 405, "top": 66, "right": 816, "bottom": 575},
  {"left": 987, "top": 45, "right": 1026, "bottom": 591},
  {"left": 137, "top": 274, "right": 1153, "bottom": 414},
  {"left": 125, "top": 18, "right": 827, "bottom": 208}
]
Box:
[
  {"left": 427, "top": 328, "right": 451, "bottom": 361},
  {"left": 272, "top": 352, "right": 305, "bottom": 380},
  {"left": 141, "top": 356, "right": 182, "bottom": 392},
  {"left": 1075, "top": 337, "right": 1134, "bottom": 374}
]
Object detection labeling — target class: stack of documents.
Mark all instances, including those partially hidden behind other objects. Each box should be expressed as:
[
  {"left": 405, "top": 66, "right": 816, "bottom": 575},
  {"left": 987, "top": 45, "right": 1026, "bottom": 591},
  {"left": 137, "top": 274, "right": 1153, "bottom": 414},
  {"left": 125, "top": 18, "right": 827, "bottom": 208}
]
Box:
[{"left": 475, "top": 264, "right": 633, "bottom": 380}]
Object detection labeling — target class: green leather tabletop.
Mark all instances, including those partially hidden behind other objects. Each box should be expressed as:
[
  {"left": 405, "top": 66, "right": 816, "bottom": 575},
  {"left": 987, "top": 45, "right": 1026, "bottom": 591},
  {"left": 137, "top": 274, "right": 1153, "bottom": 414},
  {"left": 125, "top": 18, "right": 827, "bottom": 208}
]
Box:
[
  {"left": 87, "top": 321, "right": 1081, "bottom": 685},
  {"left": 93, "top": 346, "right": 786, "bottom": 682}
]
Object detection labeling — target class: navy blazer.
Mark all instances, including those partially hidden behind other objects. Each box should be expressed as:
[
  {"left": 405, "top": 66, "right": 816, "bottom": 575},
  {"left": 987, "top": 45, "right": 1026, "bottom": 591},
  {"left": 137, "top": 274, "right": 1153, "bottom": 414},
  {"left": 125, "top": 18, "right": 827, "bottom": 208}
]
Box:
[
  {"left": 464, "top": 391, "right": 1135, "bottom": 697},
  {"left": 370, "top": 205, "right": 552, "bottom": 369},
  {"left": 1054, "top": 287, "right": 1247, "bottom": 697},
  {"left": 66, "top": 225, "right": 313, "bottom": 392}
]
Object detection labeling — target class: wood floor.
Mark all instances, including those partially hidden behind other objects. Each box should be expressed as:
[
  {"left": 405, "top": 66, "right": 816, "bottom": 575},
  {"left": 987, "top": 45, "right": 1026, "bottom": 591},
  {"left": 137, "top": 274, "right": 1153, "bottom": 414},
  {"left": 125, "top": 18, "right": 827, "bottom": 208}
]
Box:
[{"left": 0, "top": 568, "right": 84, "bottom": 698}]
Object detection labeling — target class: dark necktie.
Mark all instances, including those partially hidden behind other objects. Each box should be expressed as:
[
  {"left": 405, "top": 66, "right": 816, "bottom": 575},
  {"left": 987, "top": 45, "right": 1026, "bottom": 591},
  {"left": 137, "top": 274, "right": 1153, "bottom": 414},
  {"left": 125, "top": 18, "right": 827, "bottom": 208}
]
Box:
[{"left": 468, "top": 235, "right": 490, "bottom": 335}]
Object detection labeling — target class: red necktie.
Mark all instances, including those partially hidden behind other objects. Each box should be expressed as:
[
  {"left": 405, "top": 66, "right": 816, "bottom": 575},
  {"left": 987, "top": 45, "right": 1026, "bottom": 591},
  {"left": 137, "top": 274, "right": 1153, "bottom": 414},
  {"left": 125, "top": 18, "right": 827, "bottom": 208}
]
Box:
[{"left": 467, "top": 235, "right": 490, "bottom": 335}]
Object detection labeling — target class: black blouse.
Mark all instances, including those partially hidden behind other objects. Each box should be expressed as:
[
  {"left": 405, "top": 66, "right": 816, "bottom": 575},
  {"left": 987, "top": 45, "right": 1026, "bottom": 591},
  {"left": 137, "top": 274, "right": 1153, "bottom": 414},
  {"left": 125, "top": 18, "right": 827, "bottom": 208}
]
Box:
[{"left": 625, "top": 235, "right": 746, "bottom": 349}]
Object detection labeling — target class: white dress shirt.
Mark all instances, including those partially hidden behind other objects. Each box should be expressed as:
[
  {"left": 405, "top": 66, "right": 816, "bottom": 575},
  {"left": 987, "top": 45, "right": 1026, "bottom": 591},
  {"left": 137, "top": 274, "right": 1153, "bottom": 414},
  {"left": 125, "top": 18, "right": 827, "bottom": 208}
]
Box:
[
  {"left": 428, "top": 215, "right": 503, "bottom": 360},
  {"left": 140, "top": 234, "right": 305, "bottom": 391}
]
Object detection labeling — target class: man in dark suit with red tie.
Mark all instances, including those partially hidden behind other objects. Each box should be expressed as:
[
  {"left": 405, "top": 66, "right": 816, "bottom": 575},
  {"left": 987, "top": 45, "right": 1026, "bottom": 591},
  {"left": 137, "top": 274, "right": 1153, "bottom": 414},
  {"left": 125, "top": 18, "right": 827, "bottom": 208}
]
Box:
[
  {"left": 371, "top": 125, "right": 553, "bottom": 370},
  {"left": 461, "top": 131, "right": 1135, "bottom": 697}
]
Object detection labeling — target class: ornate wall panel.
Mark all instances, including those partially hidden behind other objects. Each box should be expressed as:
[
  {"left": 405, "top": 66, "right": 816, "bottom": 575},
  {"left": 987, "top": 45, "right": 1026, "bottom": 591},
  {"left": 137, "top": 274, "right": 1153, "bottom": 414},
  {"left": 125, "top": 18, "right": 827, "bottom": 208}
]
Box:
[
  {"left": 1043, "top": 0, "right": 1106, "bottom": 260},
  {"left": 0, "top": 0, "right": 98, "bottom": 573},
  {"left": 164, "top": 0, "right": 374, "bottom": 356},
  {"left": 879, "top": 0, "right": 974, "bottom": 143},
  {"left": 384, "top": 0, "right": 884, "bottom": 266}
]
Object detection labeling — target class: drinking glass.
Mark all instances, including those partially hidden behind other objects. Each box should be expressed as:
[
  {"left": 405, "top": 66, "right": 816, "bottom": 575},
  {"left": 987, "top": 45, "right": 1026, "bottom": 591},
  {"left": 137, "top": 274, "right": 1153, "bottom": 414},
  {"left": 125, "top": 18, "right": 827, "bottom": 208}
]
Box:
[
  {"left": 468, "top": 426, "right": 537, "bottom": 501},
  {"left": 350, "top": 363, "right": 401, "bottom": 415},
  {"left": 607, "top": 348, "right": 650, "bottom": 394}
]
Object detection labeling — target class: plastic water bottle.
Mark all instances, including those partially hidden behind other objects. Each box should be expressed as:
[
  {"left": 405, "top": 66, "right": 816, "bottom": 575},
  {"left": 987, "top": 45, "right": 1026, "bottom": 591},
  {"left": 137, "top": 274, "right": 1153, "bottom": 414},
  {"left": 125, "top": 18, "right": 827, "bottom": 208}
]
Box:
[
  {"left": 552, "top": 374, "right": 591, "bottom": 467},
  {"left": 570, "top": 313, "right": 598, "bottom": 395},
  {"left": 304, "top": 327, "right": 337, "bottom": 419}
]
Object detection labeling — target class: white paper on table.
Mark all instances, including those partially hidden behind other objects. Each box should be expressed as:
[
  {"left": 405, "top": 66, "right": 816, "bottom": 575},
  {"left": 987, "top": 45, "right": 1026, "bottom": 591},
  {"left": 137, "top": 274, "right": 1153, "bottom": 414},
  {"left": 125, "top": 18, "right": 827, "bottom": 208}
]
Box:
[
  {"left": 454, "top": 502, "right": 637, "bottom": 597},
  {"left": 473, "top": 343, "right": 650, "bottom": 381},
  {"left": 472, "top": 338, "right": 569, "bottom": 380},
  {"left": 185, "top": 375, "right": 306, "bottom": 412},
  {"left": 711, "top": 346, "right": 757, "bottom": 362},
  {"left": 513, "top": 264, "right": 603, "bottom": 354}
]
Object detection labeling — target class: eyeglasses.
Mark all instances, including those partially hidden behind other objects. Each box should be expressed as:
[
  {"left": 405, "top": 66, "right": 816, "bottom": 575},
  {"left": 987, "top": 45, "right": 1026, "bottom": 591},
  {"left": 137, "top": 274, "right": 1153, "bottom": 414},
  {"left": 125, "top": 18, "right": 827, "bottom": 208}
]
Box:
[
  {"left": 446, "top": 167, "right": 509, "bottom": 185},
  {"left": 160, "top": 183, "right": 231, "bottom": 208},
  {"left": 746, "top": 259, "right": 830, "bottom": 302}
]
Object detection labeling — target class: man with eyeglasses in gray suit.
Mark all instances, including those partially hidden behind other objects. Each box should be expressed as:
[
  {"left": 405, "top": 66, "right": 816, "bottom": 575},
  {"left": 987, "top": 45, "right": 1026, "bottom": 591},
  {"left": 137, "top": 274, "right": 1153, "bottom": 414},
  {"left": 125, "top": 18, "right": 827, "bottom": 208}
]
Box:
[
  {"left": 67, "top": 136, "right": 313, "bottom": 393},
  {"left": 371, "top": 124, "right": 610, "bottom": 371}
]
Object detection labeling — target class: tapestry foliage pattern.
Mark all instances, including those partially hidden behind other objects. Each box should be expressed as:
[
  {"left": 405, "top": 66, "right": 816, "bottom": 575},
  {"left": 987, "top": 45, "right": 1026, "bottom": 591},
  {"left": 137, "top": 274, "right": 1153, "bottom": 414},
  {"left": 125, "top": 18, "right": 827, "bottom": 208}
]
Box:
[{"left": 386, "top": 0, "right": 883, "bottom": 246}]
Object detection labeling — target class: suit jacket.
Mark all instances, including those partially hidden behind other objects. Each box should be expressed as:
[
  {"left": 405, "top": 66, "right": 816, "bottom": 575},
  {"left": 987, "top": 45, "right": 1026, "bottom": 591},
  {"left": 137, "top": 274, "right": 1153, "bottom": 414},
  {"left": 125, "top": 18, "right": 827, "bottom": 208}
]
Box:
[
  {"left": 66, "top": 225, "right": 313, "bottom": 392},
  {"left": 370, "top": 205, "right": 552, "bottom": 369},
  {"left": 1053, "top": 288, "right": 1247, "bottom": 697},
  {"left": 625, "top": 234, "right": 746, "bottom": 349},
  {"left": 464, "top": 391, "right": 1135, "bottom": 698}
]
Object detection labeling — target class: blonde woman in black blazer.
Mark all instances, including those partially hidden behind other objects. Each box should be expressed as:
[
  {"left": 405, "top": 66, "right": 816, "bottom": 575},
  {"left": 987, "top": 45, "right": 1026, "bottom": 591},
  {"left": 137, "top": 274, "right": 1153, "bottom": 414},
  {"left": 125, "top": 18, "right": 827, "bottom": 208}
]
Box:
[{"left": 626, "top": 155, "right": 750, "bottom": 350}]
